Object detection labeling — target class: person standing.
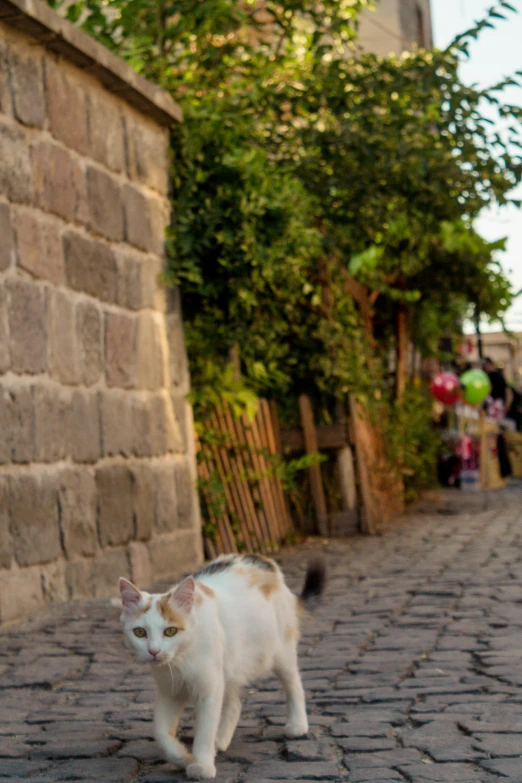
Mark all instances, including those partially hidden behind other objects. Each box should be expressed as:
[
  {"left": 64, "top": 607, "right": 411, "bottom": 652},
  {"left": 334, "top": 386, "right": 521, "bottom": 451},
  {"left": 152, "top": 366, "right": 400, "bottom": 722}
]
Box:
[{"left": 482, "top": 357, "right": 514, "bottom": 476}]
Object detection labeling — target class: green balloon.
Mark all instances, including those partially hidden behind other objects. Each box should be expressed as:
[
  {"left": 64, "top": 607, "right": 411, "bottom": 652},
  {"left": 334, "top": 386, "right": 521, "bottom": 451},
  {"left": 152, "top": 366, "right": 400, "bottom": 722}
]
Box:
[{"left": 460, "top": 369, "right": 492, "bottom": 405}]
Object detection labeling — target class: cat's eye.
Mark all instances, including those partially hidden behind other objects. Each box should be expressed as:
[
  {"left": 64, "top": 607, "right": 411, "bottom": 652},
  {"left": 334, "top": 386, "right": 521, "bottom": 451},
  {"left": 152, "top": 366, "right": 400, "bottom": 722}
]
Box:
[
  {"left": 164, "top": 627, "right": 178, "bottom": 637},
  {"left": 133, "top": 628, "right": 147, "bottom": 638}
]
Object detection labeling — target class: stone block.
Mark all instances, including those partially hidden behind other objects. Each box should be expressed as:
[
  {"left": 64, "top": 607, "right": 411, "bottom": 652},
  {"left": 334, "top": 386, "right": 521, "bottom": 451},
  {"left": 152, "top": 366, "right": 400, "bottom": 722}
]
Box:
[
  {"left": 0, "top": 201, "right": 13, "bottom": 271},
  {"left": 157, "top": 392, "right": 184, "bottom": 455},
  {"left": 105, "top": 311, "right": 137, "bottom": 388},
  {"left": 99, "top": 390, "right": 132, "bottom": 457},
  {"left": 93, "top": 548, "right": 130, "bottom": 598},
  {"left": 166, "top": 311, "right": 188, "bottom": 388},
  {"left": 140, "top": 253, "right": 164, "bottom": 310},
  {"left": 174, "top": 459, "right": 196, "bottom": 530},
  {"left": 154, "top": 463, "right": 178, "bottom": 534},
  {"left": 148, "top": 194, "right": 170, "bottom": 257},
  {"left": 0, "top": 475, "right": 12, "bottom": 568},
  {"left": 0, "top": 38, "right": 11, "bottom": 116},
  {"left": 0, "top": 283, "right": 9, "bottom": 373},
  {"left": 148, "top": 530, "right": 202, "bottom": 582},
  {"left": 58, "top": 468, "right": 97, "bottom": 558},
  {"left": 63, "top": 230, "right": 117, "bottom": 303},
  {"left": 8, "top": 46, "right": 45, "bottom": 128},
  {"left": 171, "top": 395, "right": 194, "bottom": 454},
  {"left": 33, "top": 383, "right": 70, "bottom": 462},
  {"left": 14, "top": 208, "right": 64, "bottom": 285},
  {"left": 72, "top": 158, "right": 90, "bottom": 225},
  {"left": 136, "top": 311, "right": 167, "bottom": 390},
  {"left": 65, "top": 558, "right": 94, "bottom": 600},
  {"left": 9, "top": 472, "right": 62, "bottom": 567},
  {"left": 129, "top": 541, "right": 152, "bottom": 588},
  {"left": 131, "top": 396, "right": 154, "bottom": 458},
  {"left": 40, "top": 560, "right": 67, "bottom": 605},
  {"left": 70, "top": 390, "right": 100, "bottom": 463},
  {"left": 0, "top": 117, "right": 33, "bottom": 203},
  {"left": 125, "top": 114, "right": 169, "bottom": 195},
  {"left": 47, "top": 287, "right": 78, "bottom": 384},
  {"left": 96, "top": 465, "right": 134, "bottom": 547},
  {"left": 76, "top": 301, "right": 102, "bottom": 386},
  {"left": 32, "top": 141, "right": 86, "bottom": 223},
  {"left": 115, "top": 247, "right": 145, "bottom": 310},
  {"left": 6, "top": 278, "right": 47, "bottom": 374},
  {"left": 123, "top": 184, "right": 153, "bottom": 252},
  {"left": 131, "top": 463, "right": 155, "bottom": 540},
  {"left": 0, "top": 383, "right": 34, "bottom": 463},
  {"left": 87, "top": 166, "right": 124, "bottom": 241},
  {"left": 46, "top": 60, "right": 89, "bottom": 154},
  {"left": 0, "top": 565, "right": 44, "bottom": 625},
  {"left": 89, "top": 91, "right": 125, "bottom": 173},
  {"left": 133, "top": 392, "right": 182, "bottom": 458}
]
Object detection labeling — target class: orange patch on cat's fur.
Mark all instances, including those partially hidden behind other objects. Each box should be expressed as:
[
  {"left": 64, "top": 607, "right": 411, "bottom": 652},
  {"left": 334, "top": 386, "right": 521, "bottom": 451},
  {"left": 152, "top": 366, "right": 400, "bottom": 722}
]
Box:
[
  {"left": 197, "top": 583, "right": 215, "bottom": 598},
  {"left": 249, "top": 570, "right": 279, "bottom": 599},
  {"left": 285, "top": 624, "right": 298, "bottom": 643},
  {"left": 157, "top": 596, "right": 186, "bottom": 629},
  {"left": 135, "top": 597, "right": 153, "bottom": 617}
]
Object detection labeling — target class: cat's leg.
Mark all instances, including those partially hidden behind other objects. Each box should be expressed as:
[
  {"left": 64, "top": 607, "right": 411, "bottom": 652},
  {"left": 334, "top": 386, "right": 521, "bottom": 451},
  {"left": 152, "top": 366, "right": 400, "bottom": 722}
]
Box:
[
  {"left": 274, "top": 650, "right": 308, "bottom": 738},
  {"left": 154, "top": 694, "right": 191, "bottom": 768},
  {"left": 216, "top": 684, "right": 241, "bottom": 752},
  {"left": 186, "top": 676, "right": 225, "bottom": 780}
]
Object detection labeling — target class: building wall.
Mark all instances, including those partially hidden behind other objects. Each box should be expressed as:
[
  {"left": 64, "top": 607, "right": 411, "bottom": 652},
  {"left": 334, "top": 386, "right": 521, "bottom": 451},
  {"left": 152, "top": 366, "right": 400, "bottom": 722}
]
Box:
[
  {"left": 0, "top": 18, "right": 202, "bottom": 624},
  {"left": 358, "top": 0, "right": 432, "bottom": 55}
]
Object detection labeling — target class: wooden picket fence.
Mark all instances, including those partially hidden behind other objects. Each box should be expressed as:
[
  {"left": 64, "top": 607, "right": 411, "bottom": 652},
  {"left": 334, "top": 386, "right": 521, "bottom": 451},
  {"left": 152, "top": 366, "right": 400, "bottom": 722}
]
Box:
[
  {"left": 196, "top": 400, "right": 293, "bottom": 557},
  {"left": 196, "top": 394, "right": 405, "bottom": 556}
]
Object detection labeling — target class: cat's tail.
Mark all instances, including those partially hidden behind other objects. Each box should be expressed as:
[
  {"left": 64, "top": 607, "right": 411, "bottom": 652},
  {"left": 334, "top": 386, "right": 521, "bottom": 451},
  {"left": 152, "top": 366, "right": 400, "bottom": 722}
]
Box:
[{"left": 299, "top": 559, "right": 326, "bottom": 610}]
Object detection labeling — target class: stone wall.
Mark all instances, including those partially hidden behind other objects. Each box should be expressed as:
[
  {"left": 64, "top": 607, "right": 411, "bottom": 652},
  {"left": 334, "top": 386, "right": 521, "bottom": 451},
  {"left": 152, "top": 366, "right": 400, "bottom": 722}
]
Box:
[{"left": 0, "top": 1, "right": 202, "bottom": 624}]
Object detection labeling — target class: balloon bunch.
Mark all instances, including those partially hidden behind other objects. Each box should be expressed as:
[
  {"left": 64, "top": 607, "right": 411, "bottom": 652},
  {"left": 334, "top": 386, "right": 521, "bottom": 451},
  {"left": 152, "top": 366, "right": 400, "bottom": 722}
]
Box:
[{"left": 430, "top": 370, "right": 491, "bottom": 407}]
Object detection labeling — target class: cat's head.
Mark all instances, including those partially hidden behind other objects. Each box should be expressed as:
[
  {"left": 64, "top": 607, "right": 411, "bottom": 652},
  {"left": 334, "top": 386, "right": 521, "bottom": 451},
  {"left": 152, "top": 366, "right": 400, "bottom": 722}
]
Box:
[{"left": 119, "top": 576, "right": 195, "bottom": 665}]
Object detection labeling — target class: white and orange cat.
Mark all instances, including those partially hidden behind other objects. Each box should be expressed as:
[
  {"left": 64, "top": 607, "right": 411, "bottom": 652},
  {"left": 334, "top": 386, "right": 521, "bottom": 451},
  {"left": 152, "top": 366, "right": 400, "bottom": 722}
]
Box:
[{"left": 119, "top": 554, "right": 325, "bottom": 780}]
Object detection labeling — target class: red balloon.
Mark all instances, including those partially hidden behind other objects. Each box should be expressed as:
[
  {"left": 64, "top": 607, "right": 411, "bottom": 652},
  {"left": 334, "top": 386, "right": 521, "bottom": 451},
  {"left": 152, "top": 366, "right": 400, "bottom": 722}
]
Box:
[{"left": 430, "top": 372, "right": 461, "bottom": 406}]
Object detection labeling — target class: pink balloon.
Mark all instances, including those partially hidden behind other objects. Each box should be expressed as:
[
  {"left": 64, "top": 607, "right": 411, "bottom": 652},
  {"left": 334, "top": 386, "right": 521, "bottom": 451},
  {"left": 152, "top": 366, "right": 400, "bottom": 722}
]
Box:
[{"left": 430, "top": 372, "right": 461, "bottom": 406}]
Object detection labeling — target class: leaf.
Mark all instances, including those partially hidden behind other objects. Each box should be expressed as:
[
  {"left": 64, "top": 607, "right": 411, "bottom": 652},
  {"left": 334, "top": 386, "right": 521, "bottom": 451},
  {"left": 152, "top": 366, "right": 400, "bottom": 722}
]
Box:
[{"left": 349, "top": 245, "right": 384, "bottom": 275}]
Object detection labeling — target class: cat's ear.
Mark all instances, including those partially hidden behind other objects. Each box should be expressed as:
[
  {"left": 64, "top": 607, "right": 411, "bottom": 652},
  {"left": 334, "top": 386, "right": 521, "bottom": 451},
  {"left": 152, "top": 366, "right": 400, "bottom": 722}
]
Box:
[
  {"left": 120, "top": 578, "right": 142, "bottom": 611},
  {"left": 169, "top": 576, "right": 195, "bottom": 614}
]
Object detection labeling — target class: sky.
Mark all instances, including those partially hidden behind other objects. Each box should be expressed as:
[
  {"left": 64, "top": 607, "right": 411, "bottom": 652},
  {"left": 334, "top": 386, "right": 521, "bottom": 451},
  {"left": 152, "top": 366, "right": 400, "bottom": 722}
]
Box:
[{"left": 430, "top": 0, "right": 522, "bottom": 333}]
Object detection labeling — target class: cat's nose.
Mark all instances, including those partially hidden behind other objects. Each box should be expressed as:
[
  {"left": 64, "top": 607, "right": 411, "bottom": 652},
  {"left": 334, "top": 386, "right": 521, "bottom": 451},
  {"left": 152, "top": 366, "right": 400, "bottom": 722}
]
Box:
[{"left": 148, "top": 648, "right": 160, "bottom": 658}]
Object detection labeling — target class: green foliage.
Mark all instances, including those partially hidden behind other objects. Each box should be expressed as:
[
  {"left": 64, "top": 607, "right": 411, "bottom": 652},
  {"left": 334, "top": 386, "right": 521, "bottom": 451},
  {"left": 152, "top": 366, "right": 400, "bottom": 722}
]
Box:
[
  {"left": 382, "top": 386, "right": 441, "bottom": 501},
  {"left": 53, "top": 0, "right": 522, "bottom": 496},
  {"left": 188, "top": 363, "right": 259, "bottom": 424}
]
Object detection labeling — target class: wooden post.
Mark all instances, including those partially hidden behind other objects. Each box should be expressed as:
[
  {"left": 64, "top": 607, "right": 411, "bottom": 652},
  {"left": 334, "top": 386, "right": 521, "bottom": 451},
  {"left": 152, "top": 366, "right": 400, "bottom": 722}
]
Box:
[
  {"left": 298, "top": 394, "right": 329, "bottom": 537},
  {"left": 337, "top": 446, "right": 357, "bottom": 511},
  {"left": 479, "top": 408, "right": 488, "bottom": 490},
  {"left": 229, "top": 344, "right": 241, "bottom": 381},
  {"left": 334, "top": 399, "right": 357, "bottom": 513},
  {"left": 395, "top": 305, "right": 407, "bottom": 401},
  {"left": 348, "top": 394, "right": 377, "bottom": 535},
  {"left": 269, "top": 400, "right": 282, "bottom": 455}
]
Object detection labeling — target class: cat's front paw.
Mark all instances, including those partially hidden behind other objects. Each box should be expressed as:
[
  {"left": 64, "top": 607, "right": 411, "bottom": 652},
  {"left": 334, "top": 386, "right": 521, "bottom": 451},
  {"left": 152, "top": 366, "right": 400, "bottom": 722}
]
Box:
[
  {"left": 284, "top": 719, "right": 308, "bottom": 738},
  {"left": 186, "top": 760, "right": 217, "bottom": 780}
]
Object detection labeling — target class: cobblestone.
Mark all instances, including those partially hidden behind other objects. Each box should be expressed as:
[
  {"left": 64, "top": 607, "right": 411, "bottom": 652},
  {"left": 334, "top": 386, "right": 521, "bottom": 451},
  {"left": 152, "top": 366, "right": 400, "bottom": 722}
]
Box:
[{"left": 1, "top": 483, "right": 522, "bottom": 781}]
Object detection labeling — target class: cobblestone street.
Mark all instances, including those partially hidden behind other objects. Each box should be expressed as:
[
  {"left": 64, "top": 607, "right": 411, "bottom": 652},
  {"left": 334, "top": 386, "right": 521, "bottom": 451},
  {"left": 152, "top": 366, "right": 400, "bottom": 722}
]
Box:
[{"left": 2, "top": 483, "right": 522, "bottom": 782}]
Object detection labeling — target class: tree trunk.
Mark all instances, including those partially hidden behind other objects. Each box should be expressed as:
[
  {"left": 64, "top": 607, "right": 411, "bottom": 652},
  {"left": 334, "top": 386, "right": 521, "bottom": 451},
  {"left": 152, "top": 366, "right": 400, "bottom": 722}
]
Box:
[
  {"left": 395, "top": 306, "right": 407, "bottom": 401},
  {"left": 474, "top": 313, "right": 483, "bottom": 360},
  {"left": 229, "top": 343, "right": 241, "bottom": 381}
]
